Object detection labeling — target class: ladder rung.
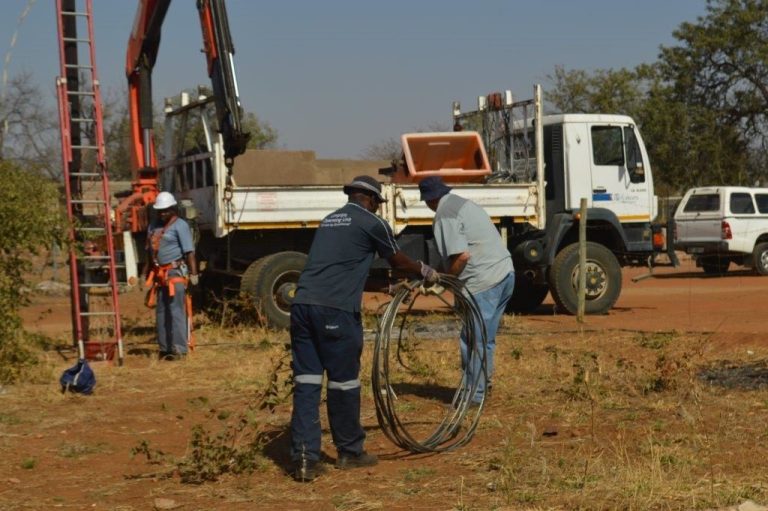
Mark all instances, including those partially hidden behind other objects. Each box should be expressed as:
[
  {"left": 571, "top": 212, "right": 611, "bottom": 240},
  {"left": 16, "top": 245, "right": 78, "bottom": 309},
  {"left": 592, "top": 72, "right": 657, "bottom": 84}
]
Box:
[
  {"left": 90, "top": 264, "right": 125, "bottom": 270},
  {"left": 71, "top": 118, "right": 96, "bottom": 123},
  {"left": 70, "top": 172, "right": 101, "bottom": 177},
  {"left": 71, "top": 145, "right": 99, "bottom": 150},
  {"left": 67, "top": 91, "right": 95, "bottom": 96},
  {"left": 61, "top": 11, "right": 90, "bottom": 17},
  {"left": 62, "top": 37, "right": 91, "bottom": 43},
  {"left": 79, "top": 227, "right": 106, "bottom": 232},
  {"left": 64, "top": 64, "right": 94, "bottom": 69},
  {"left": 83, "top": 255, "right": 112, "bottom": 260},
  {"left": 71, "top": 199, "right": 107, "bottom": 204},
  {"left": 80, "top": 311, "right": 117, "bottom": 317},
  {"left": 80, "top": 283, "right": 111, "bottom": 288}
]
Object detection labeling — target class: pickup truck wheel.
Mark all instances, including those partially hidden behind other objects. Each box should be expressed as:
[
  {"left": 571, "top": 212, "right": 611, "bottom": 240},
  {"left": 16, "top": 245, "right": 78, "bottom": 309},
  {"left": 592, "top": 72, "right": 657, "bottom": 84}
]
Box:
[
  {"left": 700, "top": 257, "right": 730, "bottom": 275},
  {"left": 506, "top": 274, "right": 549, "bottom": 313},
  {"left": 548, "top": 242, "right": 622, "bottom": 315},
  {"left": 753, "top": 242, "right": 768, "bottom": 275},
  {"left": 241, "top": 251, "right": 307, "bottom": 329}
]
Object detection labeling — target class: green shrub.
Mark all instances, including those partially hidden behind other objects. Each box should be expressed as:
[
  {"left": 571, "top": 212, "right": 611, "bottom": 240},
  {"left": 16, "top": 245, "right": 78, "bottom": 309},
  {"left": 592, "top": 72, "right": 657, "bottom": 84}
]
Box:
[{"left": 0, "top": 162, "right": 66, "bottom": 384}]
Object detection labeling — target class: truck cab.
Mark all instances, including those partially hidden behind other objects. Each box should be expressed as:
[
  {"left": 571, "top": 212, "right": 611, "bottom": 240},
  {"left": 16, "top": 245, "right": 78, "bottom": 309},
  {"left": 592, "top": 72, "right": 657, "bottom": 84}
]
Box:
[{"left": 547, "top": 114, "right": 656, "bottom": 227}]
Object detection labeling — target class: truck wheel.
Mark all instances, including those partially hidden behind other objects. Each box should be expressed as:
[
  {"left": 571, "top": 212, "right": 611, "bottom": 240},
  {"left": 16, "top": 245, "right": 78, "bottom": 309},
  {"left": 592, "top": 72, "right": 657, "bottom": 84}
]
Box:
[
  {"left": 241, "top": 251, "right": 307, "bottom": 329},
  {"left": 753, "top": 243, "right": 768, "bottom": 275},
  {"left": 548, "top": 242, "right": 622, "bottom": 315},
  {"left": 506, "top": 274, "right": 549, "bottom": 313},
  {"left": 700, "top": 257, "right": 730, "bottom": 275}
]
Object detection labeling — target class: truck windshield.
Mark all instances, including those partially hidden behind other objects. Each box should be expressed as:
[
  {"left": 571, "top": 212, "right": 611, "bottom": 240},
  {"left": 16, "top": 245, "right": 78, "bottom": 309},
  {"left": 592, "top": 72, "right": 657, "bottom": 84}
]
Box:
[{"left": 683, "top": 194, "right": 719, "bottom": 212}]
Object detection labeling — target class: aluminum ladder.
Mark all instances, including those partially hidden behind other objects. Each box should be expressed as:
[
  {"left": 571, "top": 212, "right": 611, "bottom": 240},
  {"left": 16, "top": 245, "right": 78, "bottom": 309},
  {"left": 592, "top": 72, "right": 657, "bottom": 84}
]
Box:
[{"left": 55, "top": 0, "right": 124, "bottom": 364}]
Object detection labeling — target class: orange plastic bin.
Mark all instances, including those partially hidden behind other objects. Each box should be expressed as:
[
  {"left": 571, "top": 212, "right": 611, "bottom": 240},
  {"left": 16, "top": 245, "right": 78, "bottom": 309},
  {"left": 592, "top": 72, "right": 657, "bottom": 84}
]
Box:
[{"left": 396, "top": 131, "right": 491, "bottom": 183}]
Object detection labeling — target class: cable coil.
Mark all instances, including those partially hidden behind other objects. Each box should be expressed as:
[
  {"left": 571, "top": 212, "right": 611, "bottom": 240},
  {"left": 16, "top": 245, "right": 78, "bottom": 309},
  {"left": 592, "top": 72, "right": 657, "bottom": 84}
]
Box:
[{"left": 372, "top": 274, "right": 488, "bottom": 453}]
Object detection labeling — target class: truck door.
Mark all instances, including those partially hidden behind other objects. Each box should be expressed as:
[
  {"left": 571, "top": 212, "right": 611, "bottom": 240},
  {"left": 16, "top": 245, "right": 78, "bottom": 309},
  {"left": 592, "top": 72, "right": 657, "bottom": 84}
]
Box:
[
  {"left": 589, "top": 124, "right": 652, "bottom": 222},
  {"left": 674, "top": 190, "right": 722, "bottom": 247}
]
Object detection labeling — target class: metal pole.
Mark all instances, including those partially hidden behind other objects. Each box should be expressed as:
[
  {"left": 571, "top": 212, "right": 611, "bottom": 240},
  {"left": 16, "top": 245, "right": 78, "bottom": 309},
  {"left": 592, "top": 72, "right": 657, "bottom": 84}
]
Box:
[{"left": 578, "top": 198, "right": 587, "bottom": 322}]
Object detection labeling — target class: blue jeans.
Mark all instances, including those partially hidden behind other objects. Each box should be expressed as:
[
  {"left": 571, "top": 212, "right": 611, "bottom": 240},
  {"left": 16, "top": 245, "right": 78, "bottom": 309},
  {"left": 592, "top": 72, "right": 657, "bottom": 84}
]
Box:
[
  {"left": 156, "top": 269, "right": 189, "bottom": 355},
  {"left": 460, "top": 272, "right": 515, "bottom": 403}
]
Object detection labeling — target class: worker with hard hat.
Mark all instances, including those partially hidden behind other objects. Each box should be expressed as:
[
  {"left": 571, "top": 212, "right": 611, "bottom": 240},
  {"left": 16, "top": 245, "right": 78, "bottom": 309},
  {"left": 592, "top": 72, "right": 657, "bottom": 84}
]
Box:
[
  {"left": 289, "top": 175, "right": 439, "bottom": 482},
  {"left": 143, "top": 191, "right": 198, "bottom": 360}
]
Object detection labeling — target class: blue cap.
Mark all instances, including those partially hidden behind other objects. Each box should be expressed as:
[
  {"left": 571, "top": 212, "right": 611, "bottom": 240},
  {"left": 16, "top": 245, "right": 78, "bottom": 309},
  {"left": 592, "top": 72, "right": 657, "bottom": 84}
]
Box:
[{"left": 418, "top": 176, "right": 452, "bottom": 201}]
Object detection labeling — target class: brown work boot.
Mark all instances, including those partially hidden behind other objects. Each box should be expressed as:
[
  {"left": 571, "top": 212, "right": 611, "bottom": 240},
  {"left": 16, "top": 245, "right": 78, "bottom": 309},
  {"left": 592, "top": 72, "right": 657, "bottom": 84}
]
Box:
[
  {"left": 335, "top": 451, "right": 378, "bottom": 470},
  {"left": 293, "top": 458, "right": 325, "bottom": 482}
]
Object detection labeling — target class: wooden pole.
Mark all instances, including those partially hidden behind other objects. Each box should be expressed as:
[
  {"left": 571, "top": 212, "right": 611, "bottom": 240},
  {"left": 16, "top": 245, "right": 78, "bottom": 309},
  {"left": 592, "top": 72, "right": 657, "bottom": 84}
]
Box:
[{"left": 577, "top": 198, "right": 587, "bottom": 322}]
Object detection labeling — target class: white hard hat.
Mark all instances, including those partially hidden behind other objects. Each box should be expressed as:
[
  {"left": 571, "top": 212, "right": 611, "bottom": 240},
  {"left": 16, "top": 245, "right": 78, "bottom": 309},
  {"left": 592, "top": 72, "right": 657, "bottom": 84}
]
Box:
[{"left": 153, "top": 191, "right": 177, "bottom": 210}]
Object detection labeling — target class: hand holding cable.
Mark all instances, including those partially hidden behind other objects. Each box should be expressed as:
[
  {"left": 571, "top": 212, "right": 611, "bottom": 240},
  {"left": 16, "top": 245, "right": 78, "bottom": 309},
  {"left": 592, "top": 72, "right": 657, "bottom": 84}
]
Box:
[{"left": 419, "top": 261, "right": 439, "bottom": 284}]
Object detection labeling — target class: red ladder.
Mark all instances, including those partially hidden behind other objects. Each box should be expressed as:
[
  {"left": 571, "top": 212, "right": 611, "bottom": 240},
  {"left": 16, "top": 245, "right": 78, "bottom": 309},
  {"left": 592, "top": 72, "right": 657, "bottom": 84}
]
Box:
[{"left": 55, "top": 0, "right": 124, "bottom": 364}]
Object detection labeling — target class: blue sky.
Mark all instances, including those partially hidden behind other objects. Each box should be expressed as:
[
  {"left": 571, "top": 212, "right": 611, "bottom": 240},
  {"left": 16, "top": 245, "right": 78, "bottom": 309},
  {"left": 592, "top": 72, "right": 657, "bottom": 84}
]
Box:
[{"left": 3, "top": 0, "right": 707, "bottom": 159}]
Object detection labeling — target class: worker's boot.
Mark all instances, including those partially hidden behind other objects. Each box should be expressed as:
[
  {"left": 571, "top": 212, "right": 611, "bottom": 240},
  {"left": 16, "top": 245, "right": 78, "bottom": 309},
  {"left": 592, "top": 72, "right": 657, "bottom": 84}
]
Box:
[
  {"left": 335, "top": 451, "right": 378, "bottom": 470},
  {"left": 293, "top": 457, "right": 324, "bottom": 482}
]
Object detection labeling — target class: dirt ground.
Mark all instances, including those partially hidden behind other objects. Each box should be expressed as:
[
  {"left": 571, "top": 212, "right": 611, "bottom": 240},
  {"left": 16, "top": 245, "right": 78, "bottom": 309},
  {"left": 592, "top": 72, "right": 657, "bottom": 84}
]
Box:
[{"left": 2, "top": 255, "right": 768, "bottom": 510}]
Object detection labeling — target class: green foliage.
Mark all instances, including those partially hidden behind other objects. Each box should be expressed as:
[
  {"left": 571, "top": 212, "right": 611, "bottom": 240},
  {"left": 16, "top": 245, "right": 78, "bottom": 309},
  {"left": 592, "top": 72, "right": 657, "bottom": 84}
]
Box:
[
  {"left": 546, "top": 63, "right": 749, "bottom": 195},
  {"left": 242, "top": 111, "right": 278, "bottom": 150},
  {"left": 0, "top": 162, "right": 66, "bottom": 384},
  {"left": 546, "top": 0, "right": 768, "bottom": 194}
]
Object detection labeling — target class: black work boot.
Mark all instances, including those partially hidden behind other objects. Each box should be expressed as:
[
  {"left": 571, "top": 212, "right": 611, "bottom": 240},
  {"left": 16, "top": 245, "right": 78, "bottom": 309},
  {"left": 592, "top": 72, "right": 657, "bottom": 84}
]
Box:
[
  {"left": 293, "top": 458, "right": 324, "bottom": 482},
  {"left": 335, "top": 451, "right": 379, "bottom": 470}
]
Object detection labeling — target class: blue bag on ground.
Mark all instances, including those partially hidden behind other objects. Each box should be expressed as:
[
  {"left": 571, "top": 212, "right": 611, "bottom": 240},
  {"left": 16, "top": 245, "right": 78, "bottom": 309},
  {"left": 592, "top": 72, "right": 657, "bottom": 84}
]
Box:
[{"left": 60, "top": 359, "right": 96, "bottom": 394}]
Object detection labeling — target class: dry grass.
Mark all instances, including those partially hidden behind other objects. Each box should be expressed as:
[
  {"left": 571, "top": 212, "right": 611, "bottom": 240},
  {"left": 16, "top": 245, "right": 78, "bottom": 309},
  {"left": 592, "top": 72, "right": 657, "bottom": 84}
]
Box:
[{"left": 1, "top": 303, "right": 768, "bottom": 510}]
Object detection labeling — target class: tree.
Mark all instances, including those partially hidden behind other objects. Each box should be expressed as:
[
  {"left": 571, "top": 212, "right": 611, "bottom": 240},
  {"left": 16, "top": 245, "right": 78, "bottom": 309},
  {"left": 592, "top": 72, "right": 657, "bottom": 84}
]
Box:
[
  {"left": 658, "top": 0, "right": 768, "bottom": 187},
  {"left": 0, "top": 162, "right": 67, "bottom": 383},
  {"left": 242, "top": 111, "right": 277, "bottom": 150},
  {"left": 545, "top": 64, "right": 750, "bottom": 194},
  {"left": 660, "top": 0, "right": 768, "bottom": 141},
  {"left": 0, "top": 72, "right": 60, "bottom": 179},
  {"left": 362, "top": 122, "right": 450, "bottom": 161}
]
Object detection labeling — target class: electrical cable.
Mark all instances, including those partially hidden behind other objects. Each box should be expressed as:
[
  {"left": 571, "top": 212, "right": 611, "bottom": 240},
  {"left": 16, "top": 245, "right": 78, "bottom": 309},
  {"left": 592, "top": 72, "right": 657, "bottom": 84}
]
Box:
[{"left": 371, "top": 274, "right": 488, "bottom": 453}]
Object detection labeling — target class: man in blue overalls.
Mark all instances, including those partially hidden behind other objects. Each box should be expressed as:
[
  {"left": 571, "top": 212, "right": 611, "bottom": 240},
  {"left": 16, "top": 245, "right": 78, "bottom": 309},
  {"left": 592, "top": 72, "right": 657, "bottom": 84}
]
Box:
[
  {"left": 144, "top": 192, "right": 199, "bottom": 360},
  {"left": 289, "top": 175, "right": 439, "bottom": 482}
]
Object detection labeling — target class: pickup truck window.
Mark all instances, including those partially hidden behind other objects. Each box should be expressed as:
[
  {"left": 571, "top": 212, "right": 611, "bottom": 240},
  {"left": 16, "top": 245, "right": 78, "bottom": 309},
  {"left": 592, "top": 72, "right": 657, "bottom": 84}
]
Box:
[
  {"left": 591, "top": 126, "right": 624, "bottom": 166},
  {"left": 730, "top": 192, "right": 755, "bottom": 214},
  {"left": 683, "top": 194, "right": 720, "bottom": 212},
  {"left": 755, "top": 194, "right": 768, "bottom": 213}
]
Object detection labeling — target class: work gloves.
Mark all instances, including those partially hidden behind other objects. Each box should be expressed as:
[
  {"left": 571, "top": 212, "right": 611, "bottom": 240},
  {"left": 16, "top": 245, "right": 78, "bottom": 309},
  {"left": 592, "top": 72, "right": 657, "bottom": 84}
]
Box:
[
  {"left": 419, "top": 261, "right": 439, "bottom": 284},
  {"left": 189, "top": 274, "right": 200, "bottom": 286}
]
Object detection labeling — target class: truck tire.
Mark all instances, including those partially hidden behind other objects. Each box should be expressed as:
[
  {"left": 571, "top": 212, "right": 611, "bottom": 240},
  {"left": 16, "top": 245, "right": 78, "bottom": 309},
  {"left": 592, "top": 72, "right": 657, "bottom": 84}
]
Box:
[
  {"left": 700, "top": 257, "right": 730, "bottom": 275},
  {"left": 548, "top": 242, "right": 622, "bottom": 315},
  {"left": 753, "top": 242, "right": 768, "bottom": 275},
  {"left": 506, "top": 274, "right": 549, "bottom": 313},
  {"left": 241, "top": 251, "right": 307, "bottom": 329}
]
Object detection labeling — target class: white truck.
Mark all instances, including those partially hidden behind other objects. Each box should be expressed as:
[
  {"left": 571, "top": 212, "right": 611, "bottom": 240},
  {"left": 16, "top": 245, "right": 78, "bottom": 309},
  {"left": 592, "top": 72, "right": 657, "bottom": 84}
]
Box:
[
  {"left": 142, "top": 85, "right": 666, "bottom": 328},
  {"left": 674, "top": 186, "right": 768, "bottom": 275}
]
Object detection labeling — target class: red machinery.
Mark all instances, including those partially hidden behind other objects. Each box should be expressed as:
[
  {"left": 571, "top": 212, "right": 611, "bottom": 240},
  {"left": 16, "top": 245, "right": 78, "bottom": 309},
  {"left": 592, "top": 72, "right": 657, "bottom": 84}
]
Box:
[{"left": 118, "top": 0, "right": 250, "bottom": 234}]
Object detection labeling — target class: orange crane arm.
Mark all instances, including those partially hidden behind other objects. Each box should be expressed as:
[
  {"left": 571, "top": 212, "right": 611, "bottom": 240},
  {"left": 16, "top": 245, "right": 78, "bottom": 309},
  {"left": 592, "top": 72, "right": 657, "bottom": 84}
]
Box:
[{"left": 120, "top": 0, "right": 249, "bottom": 232}]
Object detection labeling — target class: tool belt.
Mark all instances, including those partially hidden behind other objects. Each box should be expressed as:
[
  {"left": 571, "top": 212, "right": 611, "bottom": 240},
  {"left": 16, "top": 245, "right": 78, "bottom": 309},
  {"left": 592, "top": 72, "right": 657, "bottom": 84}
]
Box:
[{"left": 144, "top": 260, "right": 187, "bottom": 307}]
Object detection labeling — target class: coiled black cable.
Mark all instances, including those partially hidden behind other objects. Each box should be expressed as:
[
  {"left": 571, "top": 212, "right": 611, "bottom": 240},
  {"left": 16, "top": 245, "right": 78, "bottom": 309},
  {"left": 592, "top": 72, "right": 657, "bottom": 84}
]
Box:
[{"left": 371, "top": 274, "right": 488, "bottom": 453}]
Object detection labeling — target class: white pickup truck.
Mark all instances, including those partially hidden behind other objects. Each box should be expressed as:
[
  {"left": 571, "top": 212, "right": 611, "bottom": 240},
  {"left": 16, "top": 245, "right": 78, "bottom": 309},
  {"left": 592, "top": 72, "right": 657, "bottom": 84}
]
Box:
[
  {"left": 674, "top": 186, "right": 768, "bottom": 275},
  {"left": 130, "top": 85, "right": 667, "bottom": 328}
]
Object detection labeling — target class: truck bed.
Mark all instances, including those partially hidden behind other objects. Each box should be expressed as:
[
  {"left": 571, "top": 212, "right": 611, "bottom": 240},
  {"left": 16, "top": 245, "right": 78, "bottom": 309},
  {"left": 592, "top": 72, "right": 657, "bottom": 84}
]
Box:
[{"left": 213, "top": 182, "right": 541, "bottom": 236}]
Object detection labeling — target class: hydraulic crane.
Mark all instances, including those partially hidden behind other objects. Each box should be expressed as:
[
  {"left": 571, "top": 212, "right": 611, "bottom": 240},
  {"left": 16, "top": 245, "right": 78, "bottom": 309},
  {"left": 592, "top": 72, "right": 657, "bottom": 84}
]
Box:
[{"left": 117, "top": 0, "right": 250, "bottom": 235}]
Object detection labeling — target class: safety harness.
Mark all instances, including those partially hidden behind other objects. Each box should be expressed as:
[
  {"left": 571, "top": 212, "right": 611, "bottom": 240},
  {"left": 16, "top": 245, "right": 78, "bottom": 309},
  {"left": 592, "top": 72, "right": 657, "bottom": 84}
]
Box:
[{"left": 144, "top": 216, "right": 195, "bottom": 350}]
